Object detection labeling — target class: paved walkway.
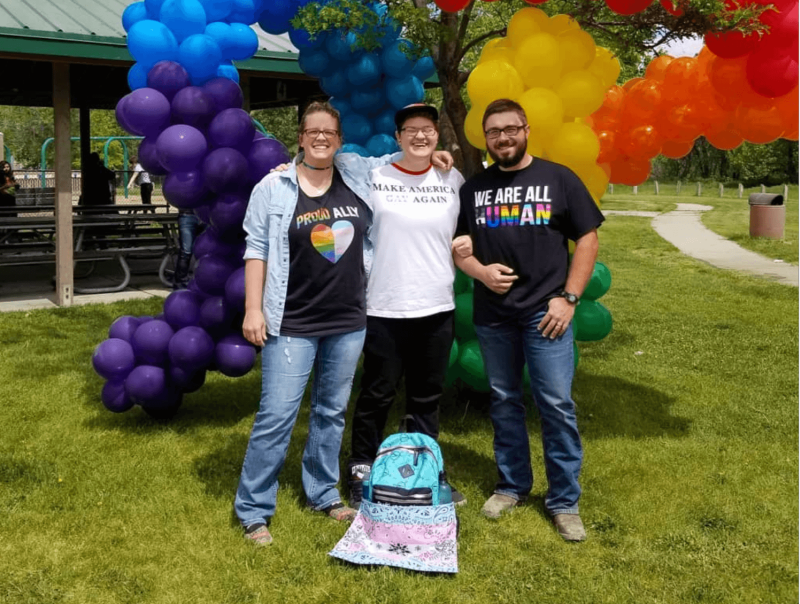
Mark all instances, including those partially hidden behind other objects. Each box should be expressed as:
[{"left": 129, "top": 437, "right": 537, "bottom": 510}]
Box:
[{"left": 606, "top": 204, "right": 798, "bottom": 287}]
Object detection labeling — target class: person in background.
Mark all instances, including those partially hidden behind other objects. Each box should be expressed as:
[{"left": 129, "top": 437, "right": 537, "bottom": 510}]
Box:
[
  {"left": 454, "top": 99, "right": 603, "bottom": 542},
  {"left": 0, "top": 160, "right": 19, "bottom": 215},
  {"left": 173, "top": 210, "right": 200, "bottom": 290},
  {"left": 127, "top": 156, "right": 154, "bottom": 213},
  {"left": 81, "top": 153, "right": 115, "bottom": 207}
]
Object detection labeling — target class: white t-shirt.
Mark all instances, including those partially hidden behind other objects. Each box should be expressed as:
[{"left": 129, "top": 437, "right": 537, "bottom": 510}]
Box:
[
  {"left": 133, "top": 163, "right": 151, "bottom": 185},
  {"left": 366, "top": 163, "right": 465, "bottom": 318}
]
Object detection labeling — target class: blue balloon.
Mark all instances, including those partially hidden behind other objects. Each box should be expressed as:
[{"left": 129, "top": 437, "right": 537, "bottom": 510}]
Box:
[
  {"left": 160, "top": 0, "right": 207, "bottom": 42},
  {"left": 385, "top": 75, "right": 424, "bottom": 110},
  {"left": 123, "top": 1, "right": 149, "bottom": 32},
  {"left": 341, "top": 113, "right": 373, "bottom": 146},
  {"left": 200, "top": 0, "right": 231, "bottom": 21},
  {"left": 145, "top": 0, "right": 168, "bottom": 19},
  {"left": 373, "top": 109, "right": 396, "bottom": 135},
  {"left": 128, "top": 20, "right": 179, "bottom": 67},
  {"left": 365, "top": 134, "right": 399, "bottom": 157},
  {"left": 320, "top": 70, "right": 348, "bottom": 97},
  {"left": 325, "top": 30, "right": 361, "bottom": 62},
  {"left": 339, "top": 143, "right": 369, "bottom": 157},
  {"left": 256, "top": 0, "right": 294, "bottom": 32},
  {"left": 288, "top": 26, "right": 325, "bottom": 50},
  {"left": 351, "top": 87, "right": 384, "bottom": 113},
  {"left": 347, "top": 53, "right": 382, "bottom": 89},
  {"left": 328, "top": 97, "right": 352, "bottom": 117},
  {"left": 298, "top": 48, "right": 330, "bottom": 78},
  {"left": 205, "top": 21, "right": 235, "bottom": 57},
  {"left": 413, "top": 55, "right": 436, "bottom": 81},
  {"left": 128, "top": 62, "right": 149, "bottom": 90},
  {"left": 217, "top": 62, "right": 240, "bottom": 83},
  {"left": 228, "top": 0, "right": 260, "bottom": 24},
  {"left": 382, "top": 39, "right": 416, "bottom": 76},
  {"left": 228, "top": 23, "right": 259, "bottom": 60},
  {"left": 179, "top": 34, "right": 223, "bottom": 84}
]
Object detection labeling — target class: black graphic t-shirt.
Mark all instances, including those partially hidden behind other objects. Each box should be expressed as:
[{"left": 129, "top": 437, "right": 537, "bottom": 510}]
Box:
[
  {"left": 281, "top": 169, "right": 370, "bottom": 337},
  {"left": 456, "top": 159, "right": 604, "bottom": 327}
]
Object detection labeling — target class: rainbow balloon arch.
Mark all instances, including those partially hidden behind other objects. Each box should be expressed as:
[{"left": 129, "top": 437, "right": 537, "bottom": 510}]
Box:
[{"left": 92, "top": 0, "right": 795, "bottom": 416}]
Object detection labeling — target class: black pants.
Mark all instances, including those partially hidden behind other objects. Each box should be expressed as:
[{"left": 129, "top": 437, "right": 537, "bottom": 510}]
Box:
[
  {"left": 349, "top": 310, "right": 454, "bottom": 468},
  {"left": 140, "top": 183, "right": 153, "bottom": 210}
]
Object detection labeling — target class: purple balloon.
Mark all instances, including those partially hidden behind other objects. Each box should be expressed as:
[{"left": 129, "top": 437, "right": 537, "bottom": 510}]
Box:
[
  {"left": 214, "top": 333, "right": 256, "bottom": 377},
  {"left": 125, "top": 364, "right": 174, "bottom": 408},
  {"left": 224, "top": 266, "right": 246, "bottom": 311},
  {"left": 202, "top": 77, "right": 243, "bottom": 113},
  {"left": 247, "top": 137, "right": 291, "bottom": 184},
  {"left": 147, "top": 60, "right": 191, "bottom": 101},
  {"left": 202, "top": 147, "right": 248, "bottom": 194},
  {"left": 138, "top": 137, "right": 167, "bottom": 176},
  {"left": 169, "top": 365, "right": 206, "bottom": 393},
  {"left": 119, "top": 87, "right": 171, "bottom": 138},
  {"left": 102, "top": 380, "right": 135, "bottom": 413},
  {"left": 193, "top": 227, "right": 243, "bottom": 258},
  {"left": 156, "top": 125, "right": 208, "bottom": 173},
  {"left": 199, "top": 295, "right": 236, "bottom": 336},
  {"left": 131, "top": 319, "right": 175, "bottom": 366},
  {"left": 168, "top": 325, "right": 215, "bottom": 370},
  {"left": 209, "top": 193, "right": 247, "bottom": 238},
  {"left": 171, "top": 86, "right": 214, "bottom": 128},
  {"left": 187, "top": 278, "right": 211, "bottom": 299},
  {"left": 115, "top": 96, "right": 136, "bottom": 134},
  {"left": 195, "top": 256, "right": 236, "bottom": 296},
  {"left": 108, "top": 315, "right": 142, "bottom": 342},
  {"left": 193, "top": 203, "right": 212, "bottom": 225},
  {"left": 208, "top": 108, "right": 255, "bottom": 153},
  {"left": 163, "top": 170, "right": 209, "bottom": 210},
  {"left": 163, "top": 290, "right": 202, "bottom": 330},
  {"left": 92, "top": 338, "right": 136, "bottom": 382}
]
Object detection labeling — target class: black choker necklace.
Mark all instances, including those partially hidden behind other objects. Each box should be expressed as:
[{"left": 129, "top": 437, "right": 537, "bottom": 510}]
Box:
[{"left": 302, "top": 161, "right": 332, "bottom": 171}]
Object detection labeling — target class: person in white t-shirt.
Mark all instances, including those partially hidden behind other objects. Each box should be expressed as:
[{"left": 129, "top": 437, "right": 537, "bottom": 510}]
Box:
[
  {"left": 347, "top": 104, "right": 468, "bottom": 506},
  {"left": 127, "top": 157, "right": 154, "bottom": 212}
]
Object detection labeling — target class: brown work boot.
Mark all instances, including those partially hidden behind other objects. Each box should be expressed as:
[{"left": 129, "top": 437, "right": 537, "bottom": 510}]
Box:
[
  {"left": 552, "top": 514, "right": 587, "bottom": 542},
  {"left": 481, "top": 494, "right": 521, "bottom": 519}
]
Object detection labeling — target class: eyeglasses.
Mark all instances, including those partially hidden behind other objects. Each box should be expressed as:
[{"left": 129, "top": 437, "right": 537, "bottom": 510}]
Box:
[
  {"left": 303, "top": 129, "right": 339, "bottom": 140},
  {"left": 485, "top": 125, "right": 527, "bottom": 139},
  {"left": 401, "top": 126, "right": 437, "bottom": 137}
]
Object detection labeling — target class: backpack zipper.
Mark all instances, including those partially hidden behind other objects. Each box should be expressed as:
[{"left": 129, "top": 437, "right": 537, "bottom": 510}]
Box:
[{"left": 374, "top": 445, "right": 440, "bottom": 471}]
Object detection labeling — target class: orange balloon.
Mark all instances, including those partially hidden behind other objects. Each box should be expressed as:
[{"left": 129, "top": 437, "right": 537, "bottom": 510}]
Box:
[
  {"left": 596, "top": 130, "right": 620, "bottom": 164},
  {"left": 644, "top": 54, "right": 674, "bottom": 81},
  {"left": 590, "top": 85, "right": 625, "bottom": 131},
  {"left": 661, "top": 104, "right": 703, "bottom": 142},
  {"left": 609, "top": 155, "right": 651, "bottom": 186},
  {"left": 660, "top": 138, "right": 694, "bottom": 159},
  {"left": 775, "top": 85, "right": 799, "bottom": 138},
  {"left": 623, "top": 77, "right": 644, "bottom": 91},
  {"left": 661, "top": 57, "right": 701, "bottom": 105},
  {"left": 704, "top": 126, "right": 744, "bottom": 150},
  {"left": 707, "top": 55, "right": 773, "bottom": 109},
  {"left": 734, "top": 104, "right": 785, "bottom": 144},
  {"left": 620, "top": 79, "right": 663, "bottom": 127},
  {"left": 618, "top": 124, "right": 663, "bottom": 159}
]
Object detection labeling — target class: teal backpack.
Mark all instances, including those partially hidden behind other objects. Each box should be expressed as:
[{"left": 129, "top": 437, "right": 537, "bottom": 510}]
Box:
[{"left": 363, "top": 432, "right": 451, "bottom": 507}]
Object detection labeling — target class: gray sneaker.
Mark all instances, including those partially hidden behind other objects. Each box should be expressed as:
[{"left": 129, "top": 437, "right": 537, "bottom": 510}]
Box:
[
  {"left": 552, "top": 514, "right": 587, "bottom": 542},
  {"left": 481, "top": 494, "right": 521, "bottom": 519}
]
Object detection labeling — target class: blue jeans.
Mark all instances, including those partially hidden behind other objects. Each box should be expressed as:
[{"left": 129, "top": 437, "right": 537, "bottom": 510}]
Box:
[
  {"left": 178, "top": 212, "right": 199, "bottom": 256},
  {"left": 475, "top": 310, "right": 582, "bottom": 516},
  {"left": 234, "top": 328, "right": 366, "bottom": 527}
]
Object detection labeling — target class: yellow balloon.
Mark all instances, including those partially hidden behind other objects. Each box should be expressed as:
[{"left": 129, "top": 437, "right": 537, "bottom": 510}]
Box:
[
  {"left": 545, "top": 122, "right": 600, "bottom": 172},
  {"left": 527, "top": 136, "right": 544, "bottom": 158},
  {"left": 575, "top": 163, "right": 610, "bottom": 201},
  {"left": 479, "top": 44, "right": 516, "bottom": 66},
  {"left": 486, "top": 153, "right": 495, "bottom": 167},
  {"left": 588, "top": 47, "right": 621, "bottom": 88},
  {"left": 518, "top": 87, "right": 564, "bottom": 147},
  {"left": 467, "top": 60, "right": 525, "bottom": 108},
  {"left": 507, "top": 8, "right": 548, "bottom": 48},
  {"left": 558, "top": 30, "right": 596, "bottom": 73},
  {"left": 513, "top": 33, "right": 563, "bottom": 89},
  {"left": 483, "top": 38, "right": 506, "bottom": 53},
  {"left": 465, "top": 105, "right": 487, "bottom": 150},
  {"left": 556, "top": 70, "right": 605, "bottom": 118},
  {"left": 546, "top": 14, "right": 580, "bottom": 36}
]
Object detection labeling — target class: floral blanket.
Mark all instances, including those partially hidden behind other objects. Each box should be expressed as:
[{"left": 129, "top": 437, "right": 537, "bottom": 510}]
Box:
[{"left": 329, "top": 500, "right": 458, "bottom": 573}]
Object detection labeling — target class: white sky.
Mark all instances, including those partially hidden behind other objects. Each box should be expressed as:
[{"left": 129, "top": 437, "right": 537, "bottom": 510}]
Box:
[{"left": 658, "top": 36, "right": 704, "bottom": 57}]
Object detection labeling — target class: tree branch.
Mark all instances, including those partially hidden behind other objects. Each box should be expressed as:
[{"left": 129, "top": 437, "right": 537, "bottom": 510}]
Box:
[
  {"left": 454, "top": 1, "right": 475, "bottom": 60},
  {"left": 458, "top": 28, "right": 508, "bottom": 64}
]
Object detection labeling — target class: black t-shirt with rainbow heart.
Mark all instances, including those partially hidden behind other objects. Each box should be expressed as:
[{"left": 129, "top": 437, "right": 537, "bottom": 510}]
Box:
[
  {"left": 456, "top": 158, "right": 604, "bottom": 327},
  {"left": 281, "top": 168, "right": 370, "bottom": 337}
]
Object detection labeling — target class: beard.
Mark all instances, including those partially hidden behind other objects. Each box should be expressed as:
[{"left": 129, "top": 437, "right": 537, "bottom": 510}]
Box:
[{"left": 487, "top": 139, "right": 528, "bottom": 168}]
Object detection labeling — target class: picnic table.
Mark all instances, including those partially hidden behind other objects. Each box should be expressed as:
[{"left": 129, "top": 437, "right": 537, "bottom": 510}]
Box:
[{"left": 0, "top": 204, "right": 180, "bottom": 294}]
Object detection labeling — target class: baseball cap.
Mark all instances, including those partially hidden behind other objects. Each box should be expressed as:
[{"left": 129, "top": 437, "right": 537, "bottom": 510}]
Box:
[{"left": 394, "top": 103, "right": 439, "bottom": 131}]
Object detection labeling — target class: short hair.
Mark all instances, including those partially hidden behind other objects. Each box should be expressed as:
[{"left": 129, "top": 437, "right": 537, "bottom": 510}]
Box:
[
  {"left": 397, "top": 109, "right": 438, "bottom": 132},
  {"left": 299, "top": 101, "right": 341, "bottom": 135},
  {"left": 482, "top": 99, "right": 528, "bottom": 130}
]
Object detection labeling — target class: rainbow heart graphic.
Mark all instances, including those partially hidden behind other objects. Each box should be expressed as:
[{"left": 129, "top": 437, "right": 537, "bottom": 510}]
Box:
[{"left": 310, "top": 220, "right": 354, "bottom": 263}]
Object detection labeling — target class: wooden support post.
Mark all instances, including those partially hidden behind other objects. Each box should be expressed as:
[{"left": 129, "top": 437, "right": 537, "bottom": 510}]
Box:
[
  {"left": 676, "top": 180, "right": 681, "bottom": 195},
  {"left": 738, "top": 183, "right": 744, "bottom": 198},
  {"left": 654, "top": 180, "right": 659, "bottom": 195},
  {"left": 719, "top": 183, "right": 724, "bottom": 197},
  {"left": 696, "top": 182, "right": 702, "bottom": 196},
  {"left": 609, "top": 184, "right": 614, "bottom": 194},
  {"left": 784, "top": 184, "right": 789, "bottom": 199},
  {"left": 79, "top": 106, "right": 91, "bottom": 198},
  {"left": 53, "top": 62, "right": 73, "bottom": 307},
  {"left": 632, "top": 185, "right": 638, "bottom": 195},
  {"left": 0, "top": 132, "right": 4, "bottom": 162},
  {"left": 760, "top": 184, "right": 766, "bottom": 193}
]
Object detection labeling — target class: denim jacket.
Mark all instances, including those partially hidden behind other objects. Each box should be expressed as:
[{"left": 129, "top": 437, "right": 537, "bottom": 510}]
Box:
[{"left": 243, "top": 151, "right": 401, "bottom": 336}]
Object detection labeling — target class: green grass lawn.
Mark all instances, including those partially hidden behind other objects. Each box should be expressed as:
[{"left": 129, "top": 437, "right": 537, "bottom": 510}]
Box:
[
  {"left": 0, "top": 215, "right": 797, "bottom": 603},
  {"left": 602, "top": 184, "right": 799, "bottom": 264}
]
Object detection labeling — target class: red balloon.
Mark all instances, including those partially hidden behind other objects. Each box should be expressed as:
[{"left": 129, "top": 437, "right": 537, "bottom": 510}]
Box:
[
  {"left": 524, "top": 0, "right": 549, "bottom": 4},
  {"left": 660, "top": 0, "right": 685, "bottom": 15},
  {"left": 704, "top": 30, "right": 759, "bottom": 58},
  {"left": 759, "top": 1, "right": 799, "bottom": 53},
  {"left": 755, "top": 0, "right": 797, "bottom": 27},
  {"left": 746, "top": 48, "right": 799, "bottom": 98},
  {"left": 434, "top": 0, "right": 471, "bottom": 11},
  {"left": 661, "top": 138, "right": 695, "bottom": 159},
  {"left": 609, "top": 155, "right": 651, "bottom": 186},
  {"left": 596, "top": 130, "right": 620, "bottom": 164},
  {"left": 606, "top": 0, "right": 654, "bottom": 14}
]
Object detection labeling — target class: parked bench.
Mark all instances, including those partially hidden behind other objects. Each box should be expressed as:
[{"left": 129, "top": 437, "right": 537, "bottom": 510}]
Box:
[{"left": 15, "top": 187, "right": 56, "bottom": 207}]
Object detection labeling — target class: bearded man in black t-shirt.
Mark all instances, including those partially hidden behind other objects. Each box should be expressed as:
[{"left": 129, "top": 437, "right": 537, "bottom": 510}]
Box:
[{"left": 454, "top": 99, "right": 604, "bottom": 542}]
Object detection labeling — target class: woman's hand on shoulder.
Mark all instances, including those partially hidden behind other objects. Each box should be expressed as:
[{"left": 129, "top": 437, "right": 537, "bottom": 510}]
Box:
[
  {"left": 270, "top": 163, "right": 291, "bottom": 173},
  {"left": 431, "top": 151, "right": 454, "bottom": 171}
]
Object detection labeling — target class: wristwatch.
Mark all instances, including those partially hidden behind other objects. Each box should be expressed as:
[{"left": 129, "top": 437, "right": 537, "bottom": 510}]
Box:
[{"left": 560, "top": 290, "right": 579, "bottom": 305}]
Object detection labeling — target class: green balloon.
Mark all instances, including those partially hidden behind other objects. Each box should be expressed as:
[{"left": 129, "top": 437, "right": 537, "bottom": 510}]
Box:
[
  {"left": 453, "top": 269, "right": 473, "bottom": 295},
  {"left": 573, "top": 300, "right": 613, "bottom": 342},
  {"left": 448, "top": 339, "right": 460, "bottom": 368},
  {"left": 582, "top": 261, "right": 612, "bottom": 301},
  {"left": 458, "top": 339, "right": 490, "bottom": 393},
  {"left": 454, "top": 292, "right": 476, "bottom": 341}
]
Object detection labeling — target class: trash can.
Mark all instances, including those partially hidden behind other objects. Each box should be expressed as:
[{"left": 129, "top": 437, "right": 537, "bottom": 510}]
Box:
[{"left": 749, "top": 193, "right": 785, "bottom": 239}]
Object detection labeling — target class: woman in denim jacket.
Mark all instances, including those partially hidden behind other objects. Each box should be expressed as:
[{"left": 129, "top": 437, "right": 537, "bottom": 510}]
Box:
[{"left": 235, "top": 101, "right": 451, "bottom": 546}]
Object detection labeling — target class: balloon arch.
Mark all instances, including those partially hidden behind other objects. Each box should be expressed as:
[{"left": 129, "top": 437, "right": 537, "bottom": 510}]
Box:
[{"left": 92, "top": 0, "right": 797, "bottom": 413}]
